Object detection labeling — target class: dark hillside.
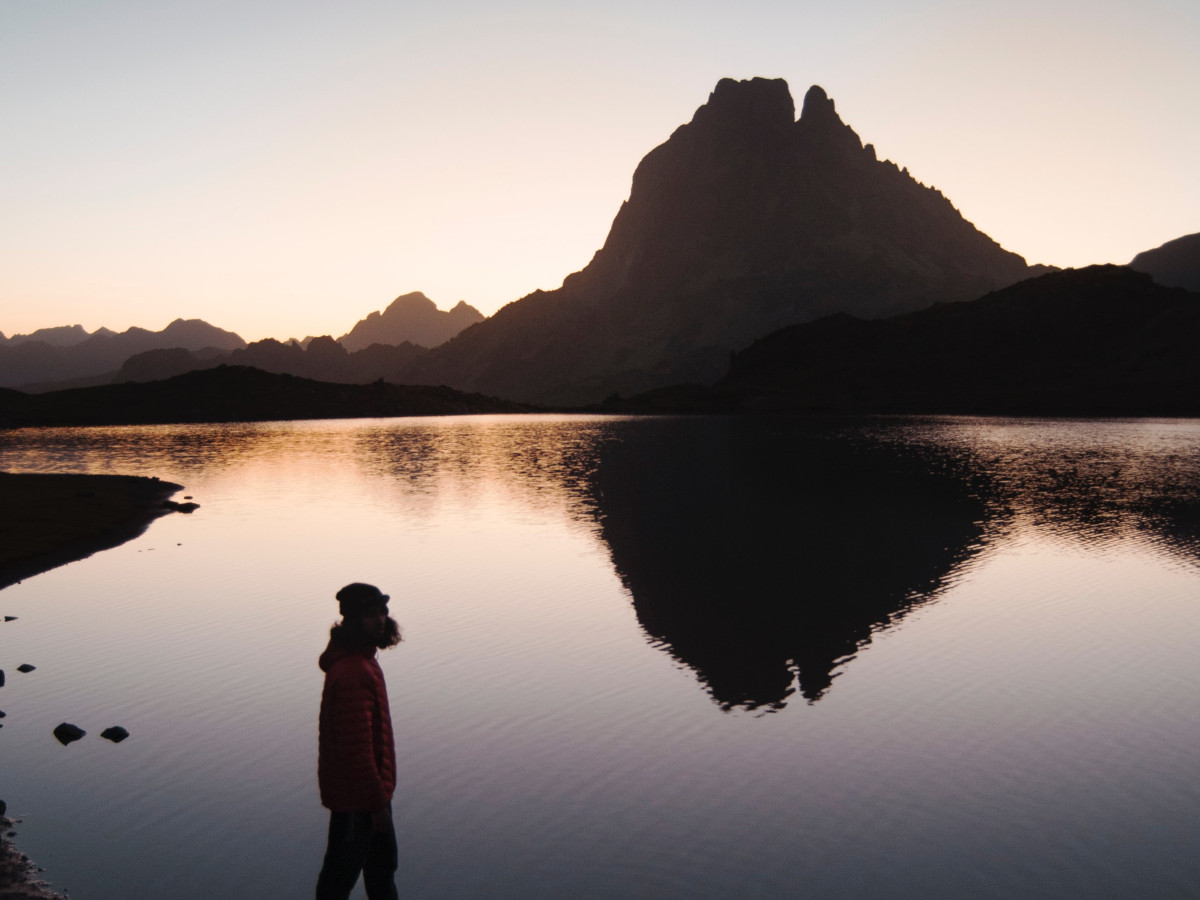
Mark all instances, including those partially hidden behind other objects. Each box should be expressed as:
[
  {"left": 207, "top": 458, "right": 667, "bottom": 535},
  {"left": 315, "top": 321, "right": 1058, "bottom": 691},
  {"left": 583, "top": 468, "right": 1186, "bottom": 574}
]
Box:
[
  {"left": 0, "top": 365, "right": 531, "bottom": 428},
  {"left": 721, "top": 265, "right": 1200, "bottom": 415}
]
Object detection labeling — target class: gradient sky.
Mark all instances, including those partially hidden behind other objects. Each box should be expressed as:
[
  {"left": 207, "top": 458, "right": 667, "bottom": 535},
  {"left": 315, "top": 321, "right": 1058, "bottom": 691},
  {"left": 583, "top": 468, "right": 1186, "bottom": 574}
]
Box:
[{"left": 2, "top": 0, "right": 1197, "bottom": 343}]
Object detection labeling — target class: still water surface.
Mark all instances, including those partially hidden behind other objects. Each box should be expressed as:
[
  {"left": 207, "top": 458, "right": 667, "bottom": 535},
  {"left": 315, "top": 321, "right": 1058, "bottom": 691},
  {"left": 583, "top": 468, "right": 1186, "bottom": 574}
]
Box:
[{"left": 1, "top": 414, "right": 1199, "bottom": 899}]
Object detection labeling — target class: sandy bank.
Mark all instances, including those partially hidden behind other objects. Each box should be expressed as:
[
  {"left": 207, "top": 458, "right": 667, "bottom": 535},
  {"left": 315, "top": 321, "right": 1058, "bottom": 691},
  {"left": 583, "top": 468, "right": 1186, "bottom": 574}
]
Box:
[{"left": 0, "top": 471, "right": 183, "bottom": 591}]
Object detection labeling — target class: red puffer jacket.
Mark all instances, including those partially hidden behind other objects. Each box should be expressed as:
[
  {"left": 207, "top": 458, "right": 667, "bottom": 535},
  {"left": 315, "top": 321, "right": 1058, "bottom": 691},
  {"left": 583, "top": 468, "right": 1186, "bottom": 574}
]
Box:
[{"left": 318, "top": 636, "right": 396, "bottom": 812}]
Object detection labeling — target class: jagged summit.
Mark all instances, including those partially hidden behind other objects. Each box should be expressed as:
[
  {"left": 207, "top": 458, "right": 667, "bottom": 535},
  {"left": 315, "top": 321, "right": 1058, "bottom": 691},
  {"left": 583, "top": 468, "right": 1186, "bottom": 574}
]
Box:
[
  {"left": 392, "top": 78, "right": 1037, "bottom": 404},
  {"left": 799, "top": 84, "right": 836, "bottom": 122},
  {"left": 694, "top": 77, "right": 795, "bottom": 130}
]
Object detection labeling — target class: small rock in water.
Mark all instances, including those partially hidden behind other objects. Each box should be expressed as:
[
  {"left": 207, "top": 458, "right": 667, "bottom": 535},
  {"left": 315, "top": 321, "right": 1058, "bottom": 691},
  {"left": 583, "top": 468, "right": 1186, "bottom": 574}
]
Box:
[
  {"left": 100, "top": 726, "right": 130, "bottom": 743},
  {"left": 53, "top": 722, "right": 86, "bottom": 745},
  {"left": 162, "top": 500, "right": 200, "bottom": 513},
  {"left": 3, "top": 616, "right": 16, "bottom": 622},
  {"left": 16, "top": 664, "right": 35, "bottom": 673},
  {"left": 0, "top": 799, "right": 6, "bottom": 816},
  {"left": 0, "top": 670, "right": 5, "bottom": 687},
  {"left": 0, "top": 710, "right": 7, "bottom": 717}
]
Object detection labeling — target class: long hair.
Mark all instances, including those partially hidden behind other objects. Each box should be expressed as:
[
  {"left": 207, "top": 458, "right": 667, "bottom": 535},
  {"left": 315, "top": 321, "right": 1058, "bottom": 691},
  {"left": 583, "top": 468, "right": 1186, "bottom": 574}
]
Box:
[{"left": 330, "top": 615, "right": 403, "bottom": 650}]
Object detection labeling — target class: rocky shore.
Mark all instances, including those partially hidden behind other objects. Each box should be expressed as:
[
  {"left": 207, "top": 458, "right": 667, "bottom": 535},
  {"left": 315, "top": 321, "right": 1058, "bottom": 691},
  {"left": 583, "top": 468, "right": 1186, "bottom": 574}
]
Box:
[
  {"left": 0, "top": 809, "right": 64, "bottom": 899},
  {"left": 1, "top": 471, "right": 187, "bottom": 896}
]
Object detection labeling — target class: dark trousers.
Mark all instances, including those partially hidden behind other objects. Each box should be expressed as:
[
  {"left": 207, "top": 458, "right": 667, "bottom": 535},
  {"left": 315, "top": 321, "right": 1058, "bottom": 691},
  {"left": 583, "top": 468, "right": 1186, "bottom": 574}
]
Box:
[{"left": 315, "top": 807, "right": 399, "bottom": 900}]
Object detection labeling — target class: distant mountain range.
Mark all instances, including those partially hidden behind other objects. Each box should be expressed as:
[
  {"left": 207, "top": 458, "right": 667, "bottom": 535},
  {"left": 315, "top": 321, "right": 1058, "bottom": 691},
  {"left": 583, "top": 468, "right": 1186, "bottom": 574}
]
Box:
[
  {"left": 114, "top": 336, "right": 431, "bottom": 387},
  {"left": 0, "top": 324, "right": 117, "bottom": 347},
  {"left": 1, "top": 293, "right": 481, "bottom": 392},
  {"left": 389, "top": 78, "right": 1044, "bottom": 405},
  {"left": 0, "top": 319, "right": 247, "bottom": 390}
]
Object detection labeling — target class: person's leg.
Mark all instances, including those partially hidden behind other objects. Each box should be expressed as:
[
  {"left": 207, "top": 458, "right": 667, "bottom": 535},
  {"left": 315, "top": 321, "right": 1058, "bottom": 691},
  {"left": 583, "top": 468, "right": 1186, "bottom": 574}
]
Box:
[
  {"left": 362, "top": 806, "right": 399, "bottom": 900},
  {"left": 316, "top": 811, "right": 372, "bottom": 900}
]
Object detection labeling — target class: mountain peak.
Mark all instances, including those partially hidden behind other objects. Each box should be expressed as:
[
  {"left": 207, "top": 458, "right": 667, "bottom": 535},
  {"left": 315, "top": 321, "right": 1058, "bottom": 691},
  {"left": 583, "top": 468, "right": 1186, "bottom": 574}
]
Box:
[
  {"left": 799, "top": 85, "right": 835, "bottom": 121},
  {"left": 691, "top": 77, "right": 795, "bottom": 134},
  {"left": 384, "top": 291, "right": 435, "bottom": 313},
  {"left": 402, "top": 77, "right": 1033, "bottom": 405},
  {"left": 338, "top": 293, "right": 483, "bottom": 351},
  {"left": 796, "top": 83, "right": 863, "bottom": 155}
]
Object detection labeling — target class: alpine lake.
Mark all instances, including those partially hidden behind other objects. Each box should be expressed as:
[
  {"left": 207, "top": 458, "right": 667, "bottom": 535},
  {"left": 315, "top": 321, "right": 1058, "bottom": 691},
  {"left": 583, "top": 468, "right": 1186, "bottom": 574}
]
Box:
[{"left": 1, "top": 413, "right": 1198, "bottom": 899}]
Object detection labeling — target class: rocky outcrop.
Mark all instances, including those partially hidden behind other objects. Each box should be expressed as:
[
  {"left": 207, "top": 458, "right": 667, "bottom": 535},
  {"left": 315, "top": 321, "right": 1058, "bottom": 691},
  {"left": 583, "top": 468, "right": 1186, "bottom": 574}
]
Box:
[
  {"left": 397, "top": 78, "right": 1035, "bottom": 405},
  {"left": 339, "top": 293, "right": 483, "bottom": 351}
]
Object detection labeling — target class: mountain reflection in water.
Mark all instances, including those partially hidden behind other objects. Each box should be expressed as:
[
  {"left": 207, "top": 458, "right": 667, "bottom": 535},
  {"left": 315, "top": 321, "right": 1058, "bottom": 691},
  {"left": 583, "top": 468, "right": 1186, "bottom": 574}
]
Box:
[
  {"left": 581, "top": 417, "right": 989, "bottom": 709},
  {"left": 578, "top": 416, "right": 1200, "bottom": 711}
]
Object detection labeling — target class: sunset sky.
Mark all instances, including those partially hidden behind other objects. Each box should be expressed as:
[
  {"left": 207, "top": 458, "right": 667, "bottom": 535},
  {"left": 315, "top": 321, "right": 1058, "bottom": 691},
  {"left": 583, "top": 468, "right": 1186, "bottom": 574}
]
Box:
[{"left": 2, "top": 0, "right": 1196, "bottom": 343}]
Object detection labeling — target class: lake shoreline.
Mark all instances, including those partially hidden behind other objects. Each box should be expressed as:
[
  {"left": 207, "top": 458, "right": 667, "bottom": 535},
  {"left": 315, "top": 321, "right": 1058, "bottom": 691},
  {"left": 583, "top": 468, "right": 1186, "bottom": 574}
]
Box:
[
  {"left": 1, "top": 471, "right": 184, "bottom": 898},
  {"left": 1, "top": 814, "right": 64, "bottom": 899},
  {"left": 0, "top": 471, "right": 184, "bottom": 592}
]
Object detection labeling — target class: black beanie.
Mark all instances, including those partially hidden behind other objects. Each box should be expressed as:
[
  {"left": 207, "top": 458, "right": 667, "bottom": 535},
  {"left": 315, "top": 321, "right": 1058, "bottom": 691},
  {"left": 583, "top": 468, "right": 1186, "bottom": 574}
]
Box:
[{"left": 335, "top": 582, "right": 390, "bottom": 615}]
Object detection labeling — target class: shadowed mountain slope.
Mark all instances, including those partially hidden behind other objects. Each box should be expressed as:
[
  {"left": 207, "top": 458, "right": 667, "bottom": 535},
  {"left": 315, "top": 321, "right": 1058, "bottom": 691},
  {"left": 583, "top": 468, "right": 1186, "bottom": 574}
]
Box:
[
  {"left": 397, "top": 78, "right": 1034, "bottom": 405},
  {"left": 1130, "top": 232, "right": 1200, "bottom": 292},
  {"left": 339, "top": 292, "right": 483, "bottom": 351},
  {"left": 718, "top": 265, "right": 1200, "bottom": 414}
]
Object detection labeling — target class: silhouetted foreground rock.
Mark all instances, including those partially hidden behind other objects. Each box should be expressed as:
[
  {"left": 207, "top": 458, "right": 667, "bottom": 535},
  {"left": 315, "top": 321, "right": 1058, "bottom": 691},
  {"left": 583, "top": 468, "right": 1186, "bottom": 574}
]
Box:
[
  {"left": 52, "top": 723, "right": 85, "bottom": 746},
  {"left": 0, "top": 472, "right": 184, "bottom": 591},
  {"left": 0, "top": 364, "right": 534, "bottom": 429}
]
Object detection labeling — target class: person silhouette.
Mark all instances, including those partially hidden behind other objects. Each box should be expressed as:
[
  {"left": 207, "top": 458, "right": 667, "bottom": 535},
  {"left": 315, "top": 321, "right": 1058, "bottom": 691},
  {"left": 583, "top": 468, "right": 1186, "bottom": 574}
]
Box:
[{"left": 315, "top": 583, "right": 402, "bottom": 900}]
